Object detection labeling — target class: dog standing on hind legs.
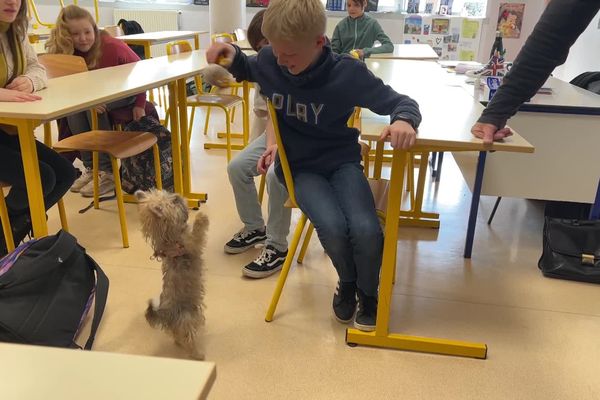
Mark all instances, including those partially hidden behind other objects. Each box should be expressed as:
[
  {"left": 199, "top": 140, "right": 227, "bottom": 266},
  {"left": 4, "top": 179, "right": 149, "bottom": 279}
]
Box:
[{"left": 135, "top": 189, "right": 208, "bottom": 360}]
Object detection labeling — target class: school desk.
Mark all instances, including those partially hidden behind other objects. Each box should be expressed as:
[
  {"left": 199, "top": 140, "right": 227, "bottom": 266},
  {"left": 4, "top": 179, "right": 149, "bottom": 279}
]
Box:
[
  {"left": 116, "top": 31, "right": 207, "bottom": 60},
  {"left": 0, "top": 51, "right": 211, "bottom": 238},
  {"left": 0, "top": 343, "right": 216, "bottom": 400},
  {"left": 369, "top": 44, "right": 439, "bottom": 60},
  {"left": 354, "top": 84, "right": 533, "bottom": 357},
  {"left": 453, "top": 76, "right": 600, "bottom": 210}
]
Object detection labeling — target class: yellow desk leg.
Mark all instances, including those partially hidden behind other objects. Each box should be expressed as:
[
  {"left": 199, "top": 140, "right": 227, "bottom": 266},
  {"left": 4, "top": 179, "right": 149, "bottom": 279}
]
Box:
[
  {"left": 346, "top": 148, "right": 487, "bottom": 359},
  {"left": 176, "top": 79, "right": 208, "bottom": 206},
  {"left": 373, "top": 140, "right": 384, "bottom": 180},
  {"left": 177, "top": 78, "right": 191, "bottom": 196},
  {"left": 194, "top": 34, "right": 200, "bottom": 50},
  {"left": 168, "top": 81, "right": 184, "bottom": 195},
  {"left": 16, "top": 119, "right": 48, "bottom": 238},
  {"left": 145, "top": 43, "right": 155, "bottom": 103}
]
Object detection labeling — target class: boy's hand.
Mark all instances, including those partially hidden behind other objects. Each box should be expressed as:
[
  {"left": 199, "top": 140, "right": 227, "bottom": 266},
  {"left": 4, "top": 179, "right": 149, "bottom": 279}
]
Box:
[
  {"left": 257, "top": 144, "right": 277, "bottom": 175},
  {"left": 379, "top": 120, "right": 416, "bottom": 150},
  {"left": 471, "top": 122, "right": 513, "bottom": 144},
  {"left": 206, "top": 43, "right": 236, "bottom": 67}
]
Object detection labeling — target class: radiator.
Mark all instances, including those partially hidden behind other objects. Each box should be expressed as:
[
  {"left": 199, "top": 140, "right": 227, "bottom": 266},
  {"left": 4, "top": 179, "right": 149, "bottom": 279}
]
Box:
[{"left": 113, "top": 9, "right": 182, "bottom": 56}]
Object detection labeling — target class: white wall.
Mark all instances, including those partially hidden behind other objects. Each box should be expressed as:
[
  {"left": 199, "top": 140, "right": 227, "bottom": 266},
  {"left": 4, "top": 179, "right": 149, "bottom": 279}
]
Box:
[{"left": 553, "top": 11, "right": 600, "bottom": 82}]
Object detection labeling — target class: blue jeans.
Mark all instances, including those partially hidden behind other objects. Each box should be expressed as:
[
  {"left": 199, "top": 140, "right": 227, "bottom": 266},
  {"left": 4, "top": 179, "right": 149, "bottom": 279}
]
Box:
[{"left": 294, "top": 163, "right": 383, "bottom": 297}]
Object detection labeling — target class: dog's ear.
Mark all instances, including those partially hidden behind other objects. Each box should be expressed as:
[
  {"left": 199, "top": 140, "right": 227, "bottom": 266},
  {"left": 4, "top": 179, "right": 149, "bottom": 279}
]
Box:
[{"left": 135, "top": 190, "right": 148, "bottom": 201}]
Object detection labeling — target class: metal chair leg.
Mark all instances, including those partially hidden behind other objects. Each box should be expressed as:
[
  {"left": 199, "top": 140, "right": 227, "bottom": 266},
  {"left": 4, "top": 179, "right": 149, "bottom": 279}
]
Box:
[{"left": 111, "top": 157, "right": 129, "bottom": 248}]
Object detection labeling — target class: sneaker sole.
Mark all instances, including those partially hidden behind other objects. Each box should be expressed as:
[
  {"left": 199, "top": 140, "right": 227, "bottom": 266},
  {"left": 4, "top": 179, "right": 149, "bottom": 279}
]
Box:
[
  {"left": 333, "top": 312, "right": 355, "bottom": 324},
  {"left": 353, "top": 320, "right": 376, "bottom": 332},
  {"left": 224, "top": 237, "right": 266, "bottom": 254},
  {"left": 80, "top": 187, "right": 115, "bottom": 198},
  {"left": 242, "top": 263, "right": 283, "bottom": 279}
]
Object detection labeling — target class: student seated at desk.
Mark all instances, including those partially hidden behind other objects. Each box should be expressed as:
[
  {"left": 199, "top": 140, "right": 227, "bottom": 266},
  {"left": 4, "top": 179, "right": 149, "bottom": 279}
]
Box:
[
  {"left": 209, "top": 0, "right": 421, "bottom": 331},
  {"left": 331, "top": 0, "right": 393, "bottom": 59},
  {"left": 0, "top": 0, "right": 76, "bottom": 255},
  {"left": 225, "top": 10, "right": 292, "bottom": 279},
  {"left": 45, "top": 5, "right": 149, "bottom": 198}
]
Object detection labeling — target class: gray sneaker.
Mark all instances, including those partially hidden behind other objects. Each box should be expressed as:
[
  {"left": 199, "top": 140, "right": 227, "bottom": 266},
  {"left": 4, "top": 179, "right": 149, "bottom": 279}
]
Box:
[
  {"left": 80, "top": 171, "right": 115, "bottom": 197},
  {"left": 70, "top": 168, "right": 93, "bottom": 193}
]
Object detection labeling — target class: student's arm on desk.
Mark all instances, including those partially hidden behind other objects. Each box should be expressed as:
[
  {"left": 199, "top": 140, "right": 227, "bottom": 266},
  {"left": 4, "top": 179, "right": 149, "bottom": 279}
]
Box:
[
  {"left": 352, "top": 61, "right": 421, "bottom": 149},
  {"left": 207, "top": 43, "right": 258, "bottom": 83}
]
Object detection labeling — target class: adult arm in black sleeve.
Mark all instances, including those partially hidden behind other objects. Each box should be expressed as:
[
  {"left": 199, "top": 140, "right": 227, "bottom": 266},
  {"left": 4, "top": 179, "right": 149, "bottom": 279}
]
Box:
[{"left": 473, "top": 0, "right": 600, "bottom": 144}]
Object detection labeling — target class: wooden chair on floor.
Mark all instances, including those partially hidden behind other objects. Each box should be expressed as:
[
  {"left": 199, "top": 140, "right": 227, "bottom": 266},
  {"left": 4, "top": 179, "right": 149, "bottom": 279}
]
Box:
[
  {"left": 166, "top": 40, "right": 245, "bottom": 162},
  {"left": 39, "top": 54, "right": 163, "bottom": 248}
]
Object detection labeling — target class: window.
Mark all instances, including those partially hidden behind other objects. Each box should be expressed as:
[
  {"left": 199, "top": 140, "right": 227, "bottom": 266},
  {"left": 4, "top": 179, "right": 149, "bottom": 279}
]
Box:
[{"left": 322, "top": 0, "right": 402, "bottom": 12}]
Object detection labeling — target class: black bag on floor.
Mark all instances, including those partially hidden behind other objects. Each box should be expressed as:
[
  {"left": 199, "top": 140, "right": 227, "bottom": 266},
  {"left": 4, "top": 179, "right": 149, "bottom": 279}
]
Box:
[
  {"left": 0, "top": 230, "right": 109, "bottom": 349},
  {"left": 121, "top": 116, "right": 174, "bottom": 194},
  {"left": 538, "top": 218, "right": 600, "bottom": 283}
]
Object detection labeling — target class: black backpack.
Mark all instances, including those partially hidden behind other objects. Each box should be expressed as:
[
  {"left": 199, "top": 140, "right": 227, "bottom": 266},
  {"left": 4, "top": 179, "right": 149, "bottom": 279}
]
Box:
[
  {"left": 117, "top": 19, "right": 146, "bottom": 60},
  {"left": 121, "top": 116, "right": 175, "bottom": 194},
  {"left": 0, "top": 230, "right": 108, "bottom": 349}
]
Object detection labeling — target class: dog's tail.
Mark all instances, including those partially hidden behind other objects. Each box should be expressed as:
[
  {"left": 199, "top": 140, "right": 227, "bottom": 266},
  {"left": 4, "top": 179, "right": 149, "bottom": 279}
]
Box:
[{"left": 192, "top": 211, "right": 209, "bottom": 246}]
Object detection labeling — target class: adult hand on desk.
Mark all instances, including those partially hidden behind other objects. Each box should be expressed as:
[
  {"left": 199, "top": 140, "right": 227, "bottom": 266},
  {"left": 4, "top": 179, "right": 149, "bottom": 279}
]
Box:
[
  {"left": 0, "top": 87, "right": 41, "bottom": 102},
  {"left": 380, "top": 120, "right": 416, "bottom": 150},
  {"left": 6, "top": 76, "right": 34, "bottom": 93},
  {"left": 206, "top": 43, "right": 236, "bottom": 67},
  {"left": 257, "top": 144, "right": 277, "bottom": 175},
  {"left": 471, "top": 122, "right": 512, "bottom": 145}
]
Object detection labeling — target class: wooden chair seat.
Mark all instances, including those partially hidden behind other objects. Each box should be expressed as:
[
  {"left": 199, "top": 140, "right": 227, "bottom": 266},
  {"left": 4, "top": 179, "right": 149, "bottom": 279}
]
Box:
[
  {"left": 0, "top": 182, "right": 9, "bottom": 188},
  {"left": 187, "top": 94, "right": 244, "bottom": 108},
  {"left": 53, "top": 131, "right": 157, "bottom": 159}
]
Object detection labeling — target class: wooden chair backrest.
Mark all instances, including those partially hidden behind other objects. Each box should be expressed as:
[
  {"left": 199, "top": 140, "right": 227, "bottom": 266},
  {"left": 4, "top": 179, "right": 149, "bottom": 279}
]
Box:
[{"left": 38, "top": 54, "right": 88, "bottom": 78}]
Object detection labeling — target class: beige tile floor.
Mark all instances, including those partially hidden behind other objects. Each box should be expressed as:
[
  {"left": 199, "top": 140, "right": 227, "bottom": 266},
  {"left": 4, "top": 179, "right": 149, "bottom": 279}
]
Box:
[{"left": 40, "top": 106, "right": 600, "bottom": 400}]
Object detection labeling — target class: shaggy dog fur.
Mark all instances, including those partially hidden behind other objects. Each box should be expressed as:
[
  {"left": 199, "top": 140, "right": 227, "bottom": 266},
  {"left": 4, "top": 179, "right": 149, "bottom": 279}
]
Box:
[{"left": 136, "top": 189, "right": 208, "bottom": 360}]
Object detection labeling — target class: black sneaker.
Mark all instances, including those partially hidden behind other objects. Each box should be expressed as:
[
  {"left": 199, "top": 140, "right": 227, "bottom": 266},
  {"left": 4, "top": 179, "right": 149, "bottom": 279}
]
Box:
[
  {"left": 224, "top": 228, "right": 267, "bottom": 254},
  {"left": 332, "top": 281, "right": 357, "bottom": 323},
  {"left": 354, "top": 288, "right": 378, "bottom": 332},
  {"left": 242, "top": 245, "right": 287, "bottom": 278}
]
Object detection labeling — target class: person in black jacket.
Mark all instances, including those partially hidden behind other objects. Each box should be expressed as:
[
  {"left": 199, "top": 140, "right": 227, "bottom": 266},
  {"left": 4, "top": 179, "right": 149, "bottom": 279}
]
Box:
[{"left": 472, "top": 0, "right": 600, "bottom": 144}]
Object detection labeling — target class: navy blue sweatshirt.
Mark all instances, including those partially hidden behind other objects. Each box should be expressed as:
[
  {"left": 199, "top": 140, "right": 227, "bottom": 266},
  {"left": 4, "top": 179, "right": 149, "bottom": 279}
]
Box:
[{"left": 228, "top": 44, "right": 422, "bottom": 177}]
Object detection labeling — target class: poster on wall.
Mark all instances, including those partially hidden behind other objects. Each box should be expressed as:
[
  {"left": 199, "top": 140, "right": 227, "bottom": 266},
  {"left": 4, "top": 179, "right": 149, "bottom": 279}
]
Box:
[
  {"left": 247, "top": 0, "right": 269, "bottom": 7},
  {"left": 461, "top": 19, "right": 479, "bottom": 39},
  {"left": 404, "top": 16, "right": 423, "bottom": 34},
  {"left": 497, "top": 3, "right": 525, "bottom": 38},
  {"left": 407, "top": 0, "right": 420, "bottom": 13},
  {"left": 432, "top": 18, "right": 449, "bottom": 34}
]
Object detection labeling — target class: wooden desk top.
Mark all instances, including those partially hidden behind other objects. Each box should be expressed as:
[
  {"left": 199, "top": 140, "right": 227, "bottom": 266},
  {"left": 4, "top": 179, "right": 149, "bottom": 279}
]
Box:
[
  {"left": 0, "top": 50, "right": 208, "bottom": 121},
  {"left": 233, "top": 39, "right": 253, "bottom": 50},
  {"left": 0, "top": 343, "right": 216, "bottom": 400},
  {"left": 477, "top": 77, "right": 600, "bottom": 115},
  {"left": 369, "top": 44, "right": 439, "bottom": 60},
  {"left": 117, "top": 31, "right": 207, "bottom": 44},
  {"left": 362, "top": 59, "right": 533, "bottom": 153}
]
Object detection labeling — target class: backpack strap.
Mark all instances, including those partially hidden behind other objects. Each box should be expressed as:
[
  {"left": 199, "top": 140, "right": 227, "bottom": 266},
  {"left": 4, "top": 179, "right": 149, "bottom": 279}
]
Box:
[{"left": 83, "top": 253, "right": 109, "bottom": 350}]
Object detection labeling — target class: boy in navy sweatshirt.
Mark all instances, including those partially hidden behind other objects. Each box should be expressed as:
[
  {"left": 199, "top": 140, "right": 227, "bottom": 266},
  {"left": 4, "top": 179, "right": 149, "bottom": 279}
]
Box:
[{"left": 207, "top": 0, "right": 421, "bottom": 331}]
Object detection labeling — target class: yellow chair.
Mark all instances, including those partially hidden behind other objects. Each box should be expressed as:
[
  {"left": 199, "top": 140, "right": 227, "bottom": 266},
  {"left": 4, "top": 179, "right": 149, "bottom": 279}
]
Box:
[
  {"left": 264, "top": 103, "right": 389, "bottom": 322},
  {"left": 40, "top": 54, "right": 163, "bottom": 248},
  {"left": 166, "top": 40, "right": 245, "bottom": 162},
  {"left": 0, "top": 183, "right": 15, "bottom": 253}
]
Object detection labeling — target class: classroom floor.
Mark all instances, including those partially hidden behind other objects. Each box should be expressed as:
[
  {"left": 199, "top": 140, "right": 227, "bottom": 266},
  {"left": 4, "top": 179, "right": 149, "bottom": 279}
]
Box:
[{"left": 41, "top": 104, "right": 600, "bottom": 400}]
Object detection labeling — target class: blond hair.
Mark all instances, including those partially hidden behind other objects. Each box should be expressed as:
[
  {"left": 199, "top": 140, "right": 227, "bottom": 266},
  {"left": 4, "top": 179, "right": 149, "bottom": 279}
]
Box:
[
  {"left": 11, "top": 0, "right": 29, "bottom": 40},
  {"left": 262, "top": 0, "right": 326, "bottom": 43},
  {"left": 45, "top": 5, "right": 104, "bottom": 69}
]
